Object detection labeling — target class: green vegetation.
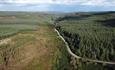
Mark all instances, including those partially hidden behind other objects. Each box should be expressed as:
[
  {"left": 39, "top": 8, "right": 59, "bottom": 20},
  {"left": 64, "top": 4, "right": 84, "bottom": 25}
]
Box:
[
  {"left": 0, "top": 12, "right": 71, "bottom": 70},
  {"left": 0, "top": 24, "right": 38, "bottom": 40},
  {"left": 0, "top": 11, "right": 115, "bottom": 70},
  {"left": 56, "top": 12, "right": 115, "bottom": 70},
  {"left": 0, "top": 12, "right": 55, "bottom": 40}
]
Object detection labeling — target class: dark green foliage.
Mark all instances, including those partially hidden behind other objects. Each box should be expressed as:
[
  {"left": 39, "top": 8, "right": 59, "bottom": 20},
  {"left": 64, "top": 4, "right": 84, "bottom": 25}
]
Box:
[
  {"left": 55, "top": 12, "right": 115, "bottom": 70},
  {"left": 55, "top": 12, "right": 115, "bottom": 62}
]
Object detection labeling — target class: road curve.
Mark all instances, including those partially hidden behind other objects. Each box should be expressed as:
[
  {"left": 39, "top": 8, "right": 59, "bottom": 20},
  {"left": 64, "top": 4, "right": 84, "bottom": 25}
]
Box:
[{"left": 54, "top": 28, "right": 115, "bottom": 65}]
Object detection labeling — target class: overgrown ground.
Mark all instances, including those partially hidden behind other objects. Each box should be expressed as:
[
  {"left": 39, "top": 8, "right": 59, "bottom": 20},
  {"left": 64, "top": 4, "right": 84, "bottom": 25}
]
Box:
[
  {"left": 0, "top": 12, "right": 70, "bottom": 70},
  {"left": 0, "top": 24, "right": 70, "bottom": 70}
]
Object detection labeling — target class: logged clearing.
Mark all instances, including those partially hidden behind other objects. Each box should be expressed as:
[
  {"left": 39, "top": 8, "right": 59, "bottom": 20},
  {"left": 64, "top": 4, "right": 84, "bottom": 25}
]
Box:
[
  {"left": 0, "top": 25, "right": 68, "bottom": 70},
  {"left": 0, "top": 16, "right": 16, "bottom": 19}
]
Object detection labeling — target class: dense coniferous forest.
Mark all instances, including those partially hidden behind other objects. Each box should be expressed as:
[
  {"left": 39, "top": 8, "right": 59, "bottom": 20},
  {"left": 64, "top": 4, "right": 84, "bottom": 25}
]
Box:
[{"left": 55, "top": 12, "right": 115, "bottom": 69}]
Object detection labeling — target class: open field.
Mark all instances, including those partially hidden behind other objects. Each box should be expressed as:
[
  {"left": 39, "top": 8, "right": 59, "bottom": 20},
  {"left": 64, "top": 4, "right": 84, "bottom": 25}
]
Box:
[
  {"left": 0, "top": 25, "right": 70, "bottom": 70},
  {"left": 0, "top": 12, "right": 71, "bottom": 70}
]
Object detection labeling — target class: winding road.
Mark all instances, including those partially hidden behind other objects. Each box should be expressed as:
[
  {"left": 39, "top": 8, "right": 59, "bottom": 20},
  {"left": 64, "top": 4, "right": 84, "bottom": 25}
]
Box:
[{"left": 54, "top": 28, "right": 115, "bottom": 65}]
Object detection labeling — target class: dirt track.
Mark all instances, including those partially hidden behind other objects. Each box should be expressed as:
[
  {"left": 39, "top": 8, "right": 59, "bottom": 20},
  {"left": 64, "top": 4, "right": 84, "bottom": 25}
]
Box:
[{"left": 0, "top": 38, "right": 11, "bottom": 45}]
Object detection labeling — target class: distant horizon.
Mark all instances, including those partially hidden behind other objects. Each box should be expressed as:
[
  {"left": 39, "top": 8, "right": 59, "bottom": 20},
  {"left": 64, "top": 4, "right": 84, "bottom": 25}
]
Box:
[
  {"left": 0, "top": 0, "right": 115, "bottom": 12},
  {"left": 0, "top": 10, "right": 115, "bottom": 13}
]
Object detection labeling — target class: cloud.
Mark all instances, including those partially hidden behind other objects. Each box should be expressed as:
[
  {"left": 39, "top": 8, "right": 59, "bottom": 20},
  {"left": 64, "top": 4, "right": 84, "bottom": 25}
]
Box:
[
  {"left": 0, "top": 0, "right": 115, "bottom": 6},
  {"left": 0, "top": 0, "right": 115, "bottom": 12},
  {"left": 81, "top": 0, "right": 115, "bottom": 6}
]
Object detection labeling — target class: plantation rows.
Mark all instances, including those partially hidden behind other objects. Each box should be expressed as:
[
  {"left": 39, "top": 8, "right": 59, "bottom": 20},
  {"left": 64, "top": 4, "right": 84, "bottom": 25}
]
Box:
[
  {"left": 55, "top": 13, "right": 115, "bottom": 62},
  {"left": 0, "top": 24, "right": 38, "bottom": 40}
]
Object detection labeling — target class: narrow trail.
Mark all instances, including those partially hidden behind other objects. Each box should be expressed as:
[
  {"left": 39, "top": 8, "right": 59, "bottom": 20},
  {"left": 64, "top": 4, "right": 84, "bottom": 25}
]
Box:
[{"left": 54, "top": 28, "right": 115, "bottom": 65}]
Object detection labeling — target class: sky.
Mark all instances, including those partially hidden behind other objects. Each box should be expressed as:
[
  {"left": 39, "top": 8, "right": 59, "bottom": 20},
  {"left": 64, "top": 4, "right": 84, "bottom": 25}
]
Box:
[{"left": 0, "top": 0, "right": 115, "bottom": 12}]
